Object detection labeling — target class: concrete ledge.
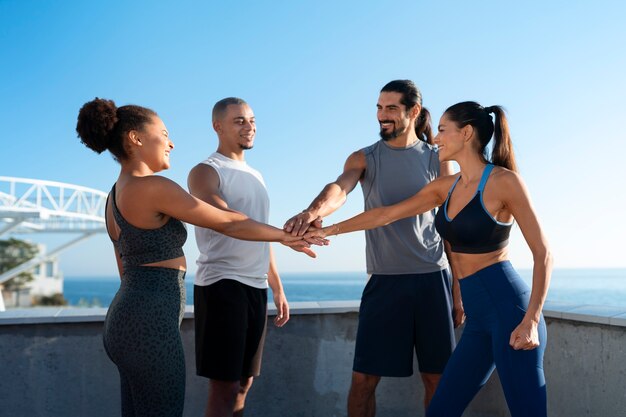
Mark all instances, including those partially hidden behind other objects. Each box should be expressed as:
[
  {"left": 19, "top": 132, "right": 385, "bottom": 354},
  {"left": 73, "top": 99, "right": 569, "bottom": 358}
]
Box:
[
  {"left": 2, "top": 299, "right": 626, "bottom": 327},
  {"left": 1, "top": 302, "right": 625, "bottom": 417}
]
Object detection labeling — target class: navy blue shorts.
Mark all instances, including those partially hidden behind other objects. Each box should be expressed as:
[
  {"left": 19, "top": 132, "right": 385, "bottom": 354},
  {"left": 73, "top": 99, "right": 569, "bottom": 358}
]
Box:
[{"left": 353, "top": 269, "right": 455, "bottom": 376}]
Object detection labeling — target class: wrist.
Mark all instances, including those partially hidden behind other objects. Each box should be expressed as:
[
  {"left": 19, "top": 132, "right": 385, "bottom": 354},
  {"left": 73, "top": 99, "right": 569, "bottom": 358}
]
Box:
[
  {"left": 523, "top": 314, "right": 540, "bottom": 325},
  {"left": 303, "top": 207, "right": 318, "bottom": 217}
]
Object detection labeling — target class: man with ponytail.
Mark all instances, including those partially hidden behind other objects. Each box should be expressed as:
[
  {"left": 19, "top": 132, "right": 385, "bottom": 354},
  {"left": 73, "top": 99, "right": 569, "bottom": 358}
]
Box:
[
  {"left": 284, "top": 80, "right": 459, "bottom": 416},
  {"left": 304, "top": 101, "right": 552, "bottom": 417}
]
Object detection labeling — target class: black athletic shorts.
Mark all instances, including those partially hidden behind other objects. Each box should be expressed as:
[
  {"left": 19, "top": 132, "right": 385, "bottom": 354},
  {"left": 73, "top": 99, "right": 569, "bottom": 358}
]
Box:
[
  {"left": 353, "top": 269, "right": 455, "bottom": 376},
  {"left": 194, "top": 279, "right": 268, "bottom": 381}
]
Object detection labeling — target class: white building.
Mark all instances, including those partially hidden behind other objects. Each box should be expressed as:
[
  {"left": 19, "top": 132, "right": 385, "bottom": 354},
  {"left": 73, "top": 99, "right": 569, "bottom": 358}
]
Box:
[{"left": 0, "top": 244, "right": 63, "bottom": 308}]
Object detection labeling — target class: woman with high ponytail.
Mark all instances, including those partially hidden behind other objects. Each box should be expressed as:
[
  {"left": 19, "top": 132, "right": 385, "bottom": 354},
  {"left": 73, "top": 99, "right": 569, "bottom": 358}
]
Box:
[
  {"left": 305, "top": 101, "right": 552, "bottom": 417},
  {"left": 76, "top": 98, "right": 323, "bottom": 417}
]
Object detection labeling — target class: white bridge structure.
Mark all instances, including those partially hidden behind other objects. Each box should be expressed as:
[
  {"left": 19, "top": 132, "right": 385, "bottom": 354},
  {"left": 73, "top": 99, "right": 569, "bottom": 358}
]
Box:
[{"left": 0, "top": 176, "right": 107, "bottom": 311}]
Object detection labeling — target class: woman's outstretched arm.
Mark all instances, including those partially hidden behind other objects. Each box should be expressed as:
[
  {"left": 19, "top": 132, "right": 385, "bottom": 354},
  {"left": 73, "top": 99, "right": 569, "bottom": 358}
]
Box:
[{"left": 306, "top": 175, "right": 453, "bottom": 239}]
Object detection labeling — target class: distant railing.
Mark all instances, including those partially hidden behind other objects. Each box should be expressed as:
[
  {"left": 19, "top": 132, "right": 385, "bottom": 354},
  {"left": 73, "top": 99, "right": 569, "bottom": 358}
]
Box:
[
  {"left": 0, "top": 177, "right": 107, "bottom": 303},
  {"left": 0, "top": 176, "right": 107, "bottom": 234}
]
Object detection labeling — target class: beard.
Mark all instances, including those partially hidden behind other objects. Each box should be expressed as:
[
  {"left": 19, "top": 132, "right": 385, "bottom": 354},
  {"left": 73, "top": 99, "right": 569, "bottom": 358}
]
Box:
[
  {"left": 239, "top": 144, "right": 254, "bottom": 150},
  {"left": 379, "top": 121, "right": 404, "bottom": 141}
]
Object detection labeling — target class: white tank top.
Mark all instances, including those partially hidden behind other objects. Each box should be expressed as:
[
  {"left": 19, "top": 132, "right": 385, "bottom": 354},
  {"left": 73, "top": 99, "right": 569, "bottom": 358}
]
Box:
[{"left": 194, "top": 152, "right": 270, "bottom": 288}]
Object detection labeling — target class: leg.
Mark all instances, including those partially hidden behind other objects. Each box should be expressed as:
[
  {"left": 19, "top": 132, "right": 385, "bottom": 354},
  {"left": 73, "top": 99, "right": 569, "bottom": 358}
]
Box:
[
  {"left": 205, "top": 379, "right": 241, "bottom": 417},
  {"left": 234, "top": 377, "right": 254, "bottom": 417},
  {"left": 426, "top": 328, "right": 495, "bottom": 417},
  {"left": 349, "top": 275, "right": 416, "bottom": 416},
  {"left": 119, "top": 371, "right": 135, "bottom": 417},
  {"left": 414, "top": 270, "right": 456, "bottom": 409},
  {"left": 493, "top": 317, "right": 548, "bottom": 417},
  {"left": 106, "top": 268, "right": 186, "bottom": 417},
  {"left": 489, "top": 262, "right": 548, "bottom": 417},
  {"left": 348, "top": 371, "right": 381, "bottom": 417},
  {"left": 420, "top": 372, "right": 441, "bottom": 410},
  {"left": 126, "top": 324, "right": 186, "bottom": 417}
]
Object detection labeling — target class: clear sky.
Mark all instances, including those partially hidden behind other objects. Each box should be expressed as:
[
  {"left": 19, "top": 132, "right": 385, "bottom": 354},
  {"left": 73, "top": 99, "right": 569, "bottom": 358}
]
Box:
[{"left": 1, "top": 0, "right": 625, "bottom": 276}]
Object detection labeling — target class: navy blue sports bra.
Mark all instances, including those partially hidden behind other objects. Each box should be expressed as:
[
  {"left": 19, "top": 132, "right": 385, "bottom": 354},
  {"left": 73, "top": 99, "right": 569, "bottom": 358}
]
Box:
[
  {"left": 107, "top": 184, "right": 187, "bottom": 268},
  {"left": 434, "top": 164, "right": 512, "bottom": 254}
]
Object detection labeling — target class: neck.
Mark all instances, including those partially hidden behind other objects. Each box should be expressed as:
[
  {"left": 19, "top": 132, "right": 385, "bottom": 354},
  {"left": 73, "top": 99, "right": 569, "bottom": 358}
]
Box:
[
  {"left": 120, "top": 160, "right": 156, "bottom": 178},
  {"left": 456, "top": 154, "right": 488, "bottom": 186},
  {"left": 385, "top": 129, "right": 420, "bottom": 149},
  {"left": 216, "top": 146, "right": 245, "bottom": 161}
]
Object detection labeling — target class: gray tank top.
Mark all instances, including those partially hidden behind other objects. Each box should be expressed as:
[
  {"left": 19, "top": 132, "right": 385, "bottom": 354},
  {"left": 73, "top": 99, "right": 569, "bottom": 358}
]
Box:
[{"left": 361, "top": 140, "right": 448, "bottom": 274}]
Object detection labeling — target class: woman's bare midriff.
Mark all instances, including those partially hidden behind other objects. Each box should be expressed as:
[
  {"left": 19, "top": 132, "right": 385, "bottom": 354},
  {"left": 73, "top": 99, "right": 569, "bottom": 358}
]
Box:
[
  {"left": 449, "top": 247, "right": 509, "bottom": 280},
  {"left": 140, "top": 256, "right": 187, "bottom": 271}
]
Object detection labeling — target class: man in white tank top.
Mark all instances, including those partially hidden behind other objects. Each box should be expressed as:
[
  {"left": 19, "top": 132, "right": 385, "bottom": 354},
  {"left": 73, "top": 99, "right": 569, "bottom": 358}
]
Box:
[{"left": 188, "top": 98, "right": 298, "bottom": 417}]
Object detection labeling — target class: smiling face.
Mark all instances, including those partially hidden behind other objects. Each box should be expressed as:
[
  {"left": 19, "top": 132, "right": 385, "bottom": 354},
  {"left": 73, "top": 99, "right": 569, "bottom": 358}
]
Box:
[
  {"left": 376, "top": 91, "right": 416, "bottom": 141},
  {"left": 214, "top": 103, "right": 256, "bottom": 152},
  {"left": 434, "top": 114, "right": 470, "bottom": 162},
  {"left": 131, "top": 116, "right": 174, "bottom": 172}
]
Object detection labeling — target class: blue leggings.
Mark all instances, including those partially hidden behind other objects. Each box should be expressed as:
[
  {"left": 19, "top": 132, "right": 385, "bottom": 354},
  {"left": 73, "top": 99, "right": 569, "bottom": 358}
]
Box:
[{"left": 426, "top": 261, "right": 547, "bottom": 417}]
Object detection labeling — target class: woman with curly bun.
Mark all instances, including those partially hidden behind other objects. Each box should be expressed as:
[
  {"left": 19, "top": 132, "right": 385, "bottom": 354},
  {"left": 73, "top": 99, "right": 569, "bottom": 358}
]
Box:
[
  {"left": 305, "top": 102, "right": 551, "bottom": 417},
  {"left": 76, "top": 98, "right": 320, "bottom": 417}
]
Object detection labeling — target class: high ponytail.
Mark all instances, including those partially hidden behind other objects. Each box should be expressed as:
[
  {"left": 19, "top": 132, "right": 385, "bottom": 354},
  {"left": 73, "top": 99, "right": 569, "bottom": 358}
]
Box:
[
  {"left": 485, "top": 106, "right": 517, "bottom": 172},
  {"left": 444, "top": 101, "right": 518, "bottom": 172},
  {"left": 76, "top": 97, "right": 157, "bottom": 162}
]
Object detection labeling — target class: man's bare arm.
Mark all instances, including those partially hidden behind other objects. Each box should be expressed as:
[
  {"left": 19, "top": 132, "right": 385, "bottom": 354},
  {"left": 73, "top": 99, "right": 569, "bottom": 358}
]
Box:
[{"left": 284, "top": 150, "right": 366, "bottom": 236}]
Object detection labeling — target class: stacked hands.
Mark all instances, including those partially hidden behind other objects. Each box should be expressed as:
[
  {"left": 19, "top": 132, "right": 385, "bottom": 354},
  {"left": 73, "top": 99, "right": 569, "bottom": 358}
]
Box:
[{"left": 281, "top": 211, "right": 330, "bottom": 258}]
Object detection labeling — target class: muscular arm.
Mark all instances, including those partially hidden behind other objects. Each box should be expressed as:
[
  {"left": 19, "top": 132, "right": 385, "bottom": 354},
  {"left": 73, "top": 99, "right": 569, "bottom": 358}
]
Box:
[
  {"left": 188, "top": 163, "right": 227, "bottom": 209},
  {"left": 267, "top": 246, "right": 289, "bottom": 327},
  {"left": 306, "top": 176, "right": 452, "bottom": 238},
  {"left": 284, "top": 150, "right": 366, "bottom": 235},
  {"left": 187, "top": 164, "right": 320, "bottom": 254}
]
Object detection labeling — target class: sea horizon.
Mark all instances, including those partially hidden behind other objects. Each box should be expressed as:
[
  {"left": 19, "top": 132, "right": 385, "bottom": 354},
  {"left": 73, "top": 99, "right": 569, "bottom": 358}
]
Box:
[{"left": 62, "top": 268, "right": 626, "bottom": 309}]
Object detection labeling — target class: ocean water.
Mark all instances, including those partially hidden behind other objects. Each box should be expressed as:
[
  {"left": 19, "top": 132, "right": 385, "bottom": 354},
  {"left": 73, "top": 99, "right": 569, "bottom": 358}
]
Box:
[{"left": 63, "top": 269, "right": 626, "bottom": 308}]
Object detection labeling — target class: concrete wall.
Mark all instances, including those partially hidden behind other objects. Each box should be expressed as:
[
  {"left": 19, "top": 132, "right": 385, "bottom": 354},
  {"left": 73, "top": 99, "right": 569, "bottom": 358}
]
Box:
[{"left": 1, "top": 302, "right": 625, "bottom": 417}]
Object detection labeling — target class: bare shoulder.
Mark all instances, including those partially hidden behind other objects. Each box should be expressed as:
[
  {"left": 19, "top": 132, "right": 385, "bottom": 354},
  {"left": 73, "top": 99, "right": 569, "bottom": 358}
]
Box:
[
  {"left": 345, "top": 149, "right": 367, "bottom": 169},
  {"left": 491, "top": 166, "right": 522, "bottom": 184},
  {"left": 127, "top": 175, "right": 182, "bottom": 196},
  {"left": 490, "top": 166, "right": 527, "bottom": 197},
  {"left": 188, "top": 163, "right": 218, "bottom": 182}
]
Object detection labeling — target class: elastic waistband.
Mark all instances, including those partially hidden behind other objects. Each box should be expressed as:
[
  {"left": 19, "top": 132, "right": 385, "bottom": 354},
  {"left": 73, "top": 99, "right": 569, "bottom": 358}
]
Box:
[
  {"left": 460, "top": 261, "right": 512, "bottom": 281},
  {"left": 121, "top": 266, "right": 186, "bottom": 292}
]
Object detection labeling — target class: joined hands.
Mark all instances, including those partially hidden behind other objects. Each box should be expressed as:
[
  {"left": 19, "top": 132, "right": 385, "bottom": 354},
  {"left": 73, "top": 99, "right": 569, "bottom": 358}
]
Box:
[{"left": 282, "top": 211, "right": 331, "bottom": 258}]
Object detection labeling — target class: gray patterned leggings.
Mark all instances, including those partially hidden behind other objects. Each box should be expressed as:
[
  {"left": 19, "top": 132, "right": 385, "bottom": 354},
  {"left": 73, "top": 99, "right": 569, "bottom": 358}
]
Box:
[{"left": 103, "top": 266, "right": 186, "bottom": 417}]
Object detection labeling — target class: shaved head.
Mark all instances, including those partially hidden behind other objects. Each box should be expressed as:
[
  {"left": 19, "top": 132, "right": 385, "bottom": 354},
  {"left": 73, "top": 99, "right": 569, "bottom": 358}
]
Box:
[{"left": 212, "top": 97, "right": 248, "bottom": 122}]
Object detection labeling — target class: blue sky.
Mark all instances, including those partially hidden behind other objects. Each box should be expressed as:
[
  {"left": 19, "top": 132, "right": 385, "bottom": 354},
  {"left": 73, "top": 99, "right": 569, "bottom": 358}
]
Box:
[{"left": 1, "top": 0, "right": 625, "bottom": 276}]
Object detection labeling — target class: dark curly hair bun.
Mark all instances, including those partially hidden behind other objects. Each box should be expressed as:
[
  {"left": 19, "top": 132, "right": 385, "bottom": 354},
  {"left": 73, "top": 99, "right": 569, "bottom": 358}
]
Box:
[{"left": 76, "top": 98, "right": 118, "bottom": 154}]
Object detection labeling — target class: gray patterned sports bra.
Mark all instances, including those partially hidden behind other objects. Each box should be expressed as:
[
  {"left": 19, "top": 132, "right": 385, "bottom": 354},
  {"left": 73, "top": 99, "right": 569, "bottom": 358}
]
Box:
[{"left": 107, "top": 184, "right": 187, "bottom": 268}]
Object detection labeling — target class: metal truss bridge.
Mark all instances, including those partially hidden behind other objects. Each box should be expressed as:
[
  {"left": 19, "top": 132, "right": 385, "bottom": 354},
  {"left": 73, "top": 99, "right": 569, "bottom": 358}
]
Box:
[{"left": 0, "top": 176, "right": 107, "bottom": 310}]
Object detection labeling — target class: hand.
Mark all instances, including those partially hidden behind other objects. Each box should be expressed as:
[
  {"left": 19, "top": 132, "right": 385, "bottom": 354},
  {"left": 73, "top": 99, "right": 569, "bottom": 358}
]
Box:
[
  {"left": 303, "top": 225, "right": 330, "bottom": 241},
  {"left": 452, "top": 282, "right": 465, "bottom": 328},
  {"left": 281, "top": 240, "right": 318, "bottom": 258},
  {"left": 453, "top": 301, "right": 465, "bottom": 328},
  {"left": 273, "top": 291, "right": 290, "bottom": 327},
  {"left": 509, "top": 319, "right": 540, "bottom": 350},
  {"left": 284, "top": 210, "right": 323, "bottom": 236}
]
